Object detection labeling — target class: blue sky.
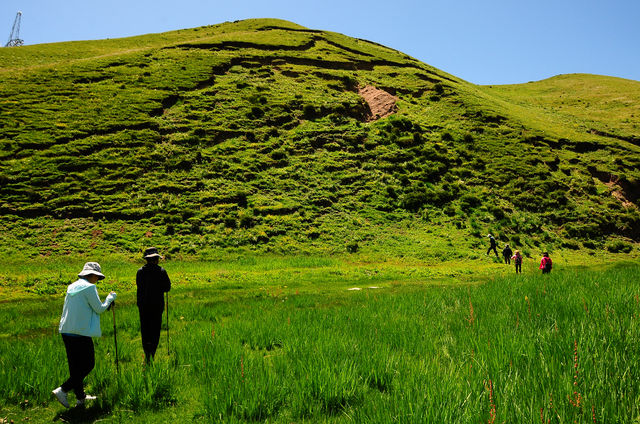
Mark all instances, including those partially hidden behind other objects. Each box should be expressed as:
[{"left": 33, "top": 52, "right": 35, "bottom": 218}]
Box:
[{"left": 2, "top": 0, "right": 638, "bottom": 85}]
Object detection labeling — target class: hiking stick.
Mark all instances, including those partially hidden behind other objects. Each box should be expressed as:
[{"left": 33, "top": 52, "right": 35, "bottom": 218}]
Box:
[
  {"left": 166, "top": 292, "right": 169, "bottom": 356},
  {"left": 111, "top": 301, "right": 119, "bottom": 373}
]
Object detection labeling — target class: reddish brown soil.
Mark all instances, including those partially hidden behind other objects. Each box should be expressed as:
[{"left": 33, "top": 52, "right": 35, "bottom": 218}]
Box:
[{"left": 358, "top": 85, "right": 397, "bottom": 121}]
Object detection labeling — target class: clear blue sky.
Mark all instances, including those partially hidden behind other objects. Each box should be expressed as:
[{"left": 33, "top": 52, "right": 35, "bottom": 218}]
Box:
[{"left": 2, "top": 0, "right": 638, "bottom": 85}]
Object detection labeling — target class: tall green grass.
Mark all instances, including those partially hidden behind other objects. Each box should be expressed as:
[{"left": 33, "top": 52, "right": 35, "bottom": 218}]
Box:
[{"left": 1, "top": 264, "right": 639, "bottom": 422}]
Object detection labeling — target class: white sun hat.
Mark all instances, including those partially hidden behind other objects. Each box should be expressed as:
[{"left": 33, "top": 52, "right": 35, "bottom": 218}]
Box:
[{"left": 78, "top": 262, "right": 105, "bottom": 280}]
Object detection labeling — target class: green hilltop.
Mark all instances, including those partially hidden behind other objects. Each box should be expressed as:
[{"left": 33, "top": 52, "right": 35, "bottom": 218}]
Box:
[{"left": 1, "top": 18, "right": 639, "bottom": 260}]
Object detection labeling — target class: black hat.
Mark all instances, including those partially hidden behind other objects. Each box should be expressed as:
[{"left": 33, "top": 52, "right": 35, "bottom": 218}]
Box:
[{"left": 143, "top": 247, "right": 163, "bottom": 259}]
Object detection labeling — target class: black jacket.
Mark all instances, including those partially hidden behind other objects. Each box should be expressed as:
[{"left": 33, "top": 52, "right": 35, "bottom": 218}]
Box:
[{"left": 136, "top": 264, "right": 171, "bottom": 311}]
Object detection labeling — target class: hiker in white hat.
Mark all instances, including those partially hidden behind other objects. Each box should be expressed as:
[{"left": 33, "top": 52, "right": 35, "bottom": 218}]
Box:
[
  {"left": 137, "top": 247, "right": 171, "bottom": 364},
  {"left": 52, "top": 262, "right": 116, "bottom": 408}
]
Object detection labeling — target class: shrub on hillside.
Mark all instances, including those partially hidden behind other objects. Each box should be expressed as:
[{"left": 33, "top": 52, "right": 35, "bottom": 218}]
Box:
[
  {"left": 401, "top": 188, "right": 427, "bottom": 212},
  {"left": 248, "top": 106, "right": 264, "bottom": 119},
  {"left": 303, "top": 104, "right": 316, "bottom": 119},
  {"left": 235, "top": 191, "right": 248, "bottom": 208},
  {"left": 566, "top": 222, "right": 600, "bottom": 239},
  {"left": 490, "top": 206, "right": 505, "bottom": 220},
  {"left": 238, "top": 211, "right": 254, "bottom": 229},
  {"left": 388, "top": 116, "right": 413, "bottom": 132},
  {"left": 459, "top": 194, "right": 481, "bottom": 211},
  {"left": 441, "top": 132, "right": 453, "bottom": 142},
  {"left": 561, "top": 239, "right": 580, "bottom": 250},
  {"left": 223, "top": 214, "right": 237, "bottom": 229},
  {"left": 270, "top": 149, "right": 287, "bottom": 160},
  {"left": 341, "top": 75, "right": 358, "bottom": 90},
  {"left": 306, "top": 227, "right": 321, "bottom": 240},
  {"left": 606, "top": 240, "right": 633, "bottom": 253}
]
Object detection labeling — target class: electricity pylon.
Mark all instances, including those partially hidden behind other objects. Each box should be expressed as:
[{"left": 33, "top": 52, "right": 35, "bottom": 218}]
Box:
[{"left": 5, "top": 11, "right": 23, "bottom": 47}]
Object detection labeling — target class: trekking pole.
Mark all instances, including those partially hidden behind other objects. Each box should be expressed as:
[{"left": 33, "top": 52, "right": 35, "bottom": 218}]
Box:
[
  {"left": 166, "top": 292, "right": 170, "bottom": 356},
  {"left": 111, "top": 301, "right": 119, "bottom": 373}
]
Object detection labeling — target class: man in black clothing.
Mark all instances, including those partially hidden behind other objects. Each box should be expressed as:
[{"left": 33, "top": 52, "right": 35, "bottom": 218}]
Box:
[
  {"left": 137, "top": 247, "right": 171, "bottom": 364},
  {"left": 486, "top": 234, "right": 498, "bottom": 257},
  {"left": 502, "top": 244, "right": 513, "bottom": 264}
]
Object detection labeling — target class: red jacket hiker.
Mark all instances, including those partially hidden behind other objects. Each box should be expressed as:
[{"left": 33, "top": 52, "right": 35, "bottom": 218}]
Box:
[{"left": 539, "top": 253, "right": 552, "bottom": 274}]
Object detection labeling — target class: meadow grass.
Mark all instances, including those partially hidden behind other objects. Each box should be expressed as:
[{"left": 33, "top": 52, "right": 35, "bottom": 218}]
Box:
[{"left": 1, "top": 258, "right": 639, "bottom": 423}]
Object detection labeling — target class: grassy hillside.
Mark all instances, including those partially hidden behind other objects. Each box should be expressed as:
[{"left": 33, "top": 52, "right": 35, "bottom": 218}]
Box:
[{"left": 0, "top": 18, "right": 638, "bottom": 260}]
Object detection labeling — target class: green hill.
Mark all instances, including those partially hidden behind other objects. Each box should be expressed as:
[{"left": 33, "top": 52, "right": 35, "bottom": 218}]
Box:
[{"left": 1, "top": 18, "right": 638, "bottom": 259}]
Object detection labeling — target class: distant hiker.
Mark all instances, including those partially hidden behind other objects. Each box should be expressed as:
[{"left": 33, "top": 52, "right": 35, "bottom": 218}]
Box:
[
  {"left": 502, "top": 244, "right": 513, "bottom": 264},
  {"left": 52, "top": 262, "right": 116, "bottom": 408},
  {"left": 486, "top": 234, "right": 498, "bottom": 257},
  {"left": 539, "top": 252, "right": 552, "bottom": 274},
  {"left": 511, "top": 250, "right": 523, "bottom": 274},
  {"left": 137, "top": 247, "right": 171, "bottom": 364}
]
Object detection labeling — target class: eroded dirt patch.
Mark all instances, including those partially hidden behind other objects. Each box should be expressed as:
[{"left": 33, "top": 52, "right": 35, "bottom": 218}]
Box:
[
  {"left": 358, "top": 85, "right": 397, "bottom": 121},
  {"left": 606, "top": 179, "right": 637, "bottom": 209},
  {"left": 590, "top": 167, "right": 638, "bottom": 209}
]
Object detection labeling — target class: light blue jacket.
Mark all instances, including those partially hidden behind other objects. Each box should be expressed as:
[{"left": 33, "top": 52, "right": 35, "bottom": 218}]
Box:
[{"left": 58, "top": 278, "right": 116, "bottom": 337}]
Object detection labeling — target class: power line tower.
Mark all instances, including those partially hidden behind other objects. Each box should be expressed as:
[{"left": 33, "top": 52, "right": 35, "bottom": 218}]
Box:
[{"left": 5, "top": 11, "right": 23, "bottom": 47}]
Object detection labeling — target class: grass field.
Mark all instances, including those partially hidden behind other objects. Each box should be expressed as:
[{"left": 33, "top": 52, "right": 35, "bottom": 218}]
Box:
[
  {"left": 1, "top": 256, "right": 639, "bottom": 423},
  {"left": 1, "top": 17, "right": 639, "bottom": 423}
]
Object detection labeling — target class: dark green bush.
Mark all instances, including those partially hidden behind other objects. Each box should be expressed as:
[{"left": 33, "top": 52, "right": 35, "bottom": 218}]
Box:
[
  {"left": 459, "top": 194, "right": 482, "bottom": 211},
  {"left": 490, "top": 206, "right": 505, "bottom": 220},
  {"left": 251, "top": 106, "right": 264, "bottom": 119},
  {"left": 346, "top": 241, "right": 359, "bottom": 253},
  {"left": 270, "top": 149, "right": 287, "bottom": 160},
  {"left": 236, "top": 191, "right": 248, "bottom": 208},
  {"left": 566, "top": 222, "right": 600, "bottom": 239},
  {"left": 303, "top": 104, "right": 316, "bottom": 119},
  {"left": 401, "top": 188, "right": 427, "bottom": 212},
  {"left": 223, "top": 215, "right": 237, "bottom": 229},
  {"left": 238, "top": 212, "right": 254, "bottom": 229},
  {"left": 561, "top": 239, "right": 580, "bottom": 250},
  {"left": 605, "top": 240, "right": 633, "bottom": 253},
  {"left": 443, "top": 205, "right": 456, "bottom": 217}
]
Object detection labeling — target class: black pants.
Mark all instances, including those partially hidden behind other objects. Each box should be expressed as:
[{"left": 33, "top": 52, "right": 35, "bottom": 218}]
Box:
[
  {"left": 139, "top": 307, "right": 163, "bottom": 361},
  {"left": 487, "top": 245, "right": 498, "bottom": 256},
  {"left": 504, "top": 256, "right": 511, "bottom": 264},
  {"left": 515, "top": 263, "right": 522, "bottom": 273},
  {"left": 60, "top": 334, "right": 94, "bottom": 400}
]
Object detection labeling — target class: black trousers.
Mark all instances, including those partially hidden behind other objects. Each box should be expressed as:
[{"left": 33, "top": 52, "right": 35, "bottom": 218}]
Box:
[
  {"left": 504, "top": 255, "right": 511, "bottom": 264},
  {"left": 60, "top": 334, "right": 94, "bottom": 399},
  {"left": 515, "top": 263, "right": 522, "bottom": 273},
  {"left": 139, "top": 307, "right": 163, "bottom": 361},
  {"left": 487, "top": 245, "right": 498, "bottom": 256}
]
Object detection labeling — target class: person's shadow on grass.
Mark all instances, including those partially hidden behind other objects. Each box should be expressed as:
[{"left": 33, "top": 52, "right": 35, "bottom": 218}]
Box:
[{"left": 53, "top": 404, "right": 111, "bottom": 423}]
